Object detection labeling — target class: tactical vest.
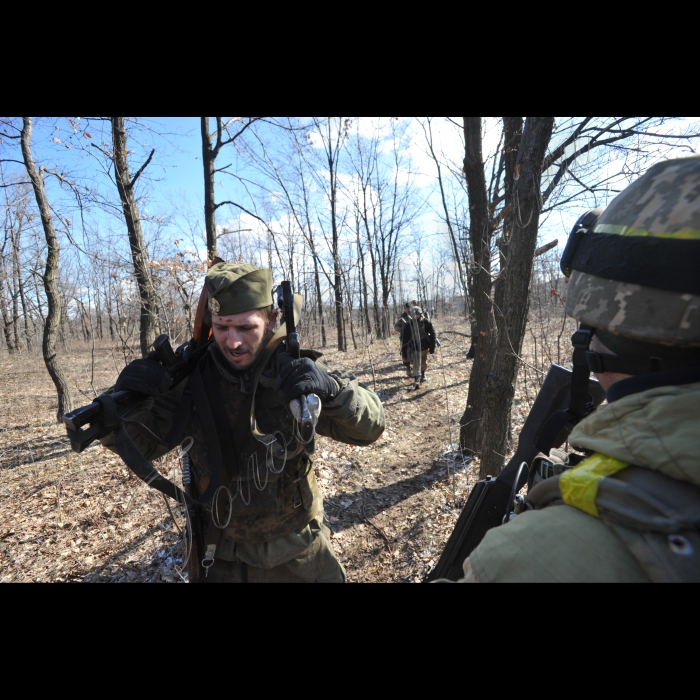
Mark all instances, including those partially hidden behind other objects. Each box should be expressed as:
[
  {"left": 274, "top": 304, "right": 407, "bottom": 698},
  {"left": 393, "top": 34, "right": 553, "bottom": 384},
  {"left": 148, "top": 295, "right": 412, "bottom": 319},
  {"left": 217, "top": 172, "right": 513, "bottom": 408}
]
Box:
[{"left": 527, "top": 453, "right": 700, "bottom": 583}]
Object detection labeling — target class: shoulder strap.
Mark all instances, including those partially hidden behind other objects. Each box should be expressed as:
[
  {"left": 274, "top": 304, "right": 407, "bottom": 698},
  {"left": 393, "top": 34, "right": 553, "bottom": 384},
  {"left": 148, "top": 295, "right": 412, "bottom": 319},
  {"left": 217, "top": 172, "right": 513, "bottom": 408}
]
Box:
[
  {"left": 528, "top": 463, "right": 700, "bottom": 582},
  {"left": 597, "top": 467, "right": 700, "bottom": 583}
]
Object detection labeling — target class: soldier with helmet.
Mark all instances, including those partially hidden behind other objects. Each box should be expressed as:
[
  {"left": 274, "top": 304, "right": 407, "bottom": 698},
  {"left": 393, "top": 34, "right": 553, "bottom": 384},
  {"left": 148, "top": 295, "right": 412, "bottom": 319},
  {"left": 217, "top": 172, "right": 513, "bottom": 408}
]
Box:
[
  {"left": 101, "top": 263, "right": 385, "bottom": 583},
  {"left": 455, "top": 156, "right": 700, "bottom": 583}
]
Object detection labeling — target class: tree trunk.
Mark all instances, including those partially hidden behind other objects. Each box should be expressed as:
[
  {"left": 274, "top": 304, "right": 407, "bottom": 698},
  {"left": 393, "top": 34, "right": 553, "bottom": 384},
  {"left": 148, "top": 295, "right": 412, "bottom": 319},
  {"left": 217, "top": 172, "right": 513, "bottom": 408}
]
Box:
[
  {"left": 330, "top": 175, "right": 345, "bottom": 352},
  {"left": 311, "top": 252, "right": 326, "bottom": 347},
  {"left": 201, "top": 117, "right": 219, "bottom": 260},
  {"left": 460, "top": 117, "right": 497, "bottom": 455},
  {"left": 11, "top": 237, "right": 20, "bottom": 351},
  {"left": 14, "top": 218, "right": 33, "bottom": 351},
  {"left": 1, "top": 278, "right": 16, "bottom": 353},
  {"left": 478, "top": 117, "right": 555, "bottom": 478},
  {"left": 20, "top": 117, "right": 73, "bottom": 421},
  {"left": 426, "top": 118, "right": 471, "bottom": 318},
  {"left": 356, "top": 231, "right": 371, "bottom": 335},
  {"left": 32, "top": 270, "right": 45, "bottom": 324},
  {"left": 111, "top": 117, "right": 160, "bottom": 358}
]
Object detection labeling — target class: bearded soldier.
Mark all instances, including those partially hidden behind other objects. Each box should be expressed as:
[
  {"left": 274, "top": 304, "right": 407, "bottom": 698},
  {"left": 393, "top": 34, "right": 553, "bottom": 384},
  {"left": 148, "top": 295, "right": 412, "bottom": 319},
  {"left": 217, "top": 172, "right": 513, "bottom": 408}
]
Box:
[
  {"left": 101, "top": 263, "right": 385, "bottom": 583},
  {"left": 455, "top": 156, "right": 700, "bottom": 583}
]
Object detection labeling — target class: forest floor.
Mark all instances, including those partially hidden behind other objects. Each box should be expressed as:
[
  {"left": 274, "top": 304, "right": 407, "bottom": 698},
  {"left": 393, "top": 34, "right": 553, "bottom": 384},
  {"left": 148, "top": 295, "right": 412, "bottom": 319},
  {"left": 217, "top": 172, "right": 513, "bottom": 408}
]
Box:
[{"left": 0, "top": 314, "right": 541, "bottom": 583}]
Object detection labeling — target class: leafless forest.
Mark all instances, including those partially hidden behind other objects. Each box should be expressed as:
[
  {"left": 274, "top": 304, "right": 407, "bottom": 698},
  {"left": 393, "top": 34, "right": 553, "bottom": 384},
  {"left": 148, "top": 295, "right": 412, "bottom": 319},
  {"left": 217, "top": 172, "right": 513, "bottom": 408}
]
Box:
[{"left": 1, "top": 117, "right": 698, "bottom": 582}]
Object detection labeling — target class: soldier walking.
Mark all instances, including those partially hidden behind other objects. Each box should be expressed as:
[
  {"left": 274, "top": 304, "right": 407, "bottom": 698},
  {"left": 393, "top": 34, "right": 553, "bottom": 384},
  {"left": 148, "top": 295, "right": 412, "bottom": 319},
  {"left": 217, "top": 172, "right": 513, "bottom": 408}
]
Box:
[
  {"left": 394, "top": 302, "right": 413, "bottom": 370},
  {"left": 401, "top": 306, "right": 437, "bottom": 389},
  {"left": 100, "top": 263, "right": 385, "bottom": 583}
]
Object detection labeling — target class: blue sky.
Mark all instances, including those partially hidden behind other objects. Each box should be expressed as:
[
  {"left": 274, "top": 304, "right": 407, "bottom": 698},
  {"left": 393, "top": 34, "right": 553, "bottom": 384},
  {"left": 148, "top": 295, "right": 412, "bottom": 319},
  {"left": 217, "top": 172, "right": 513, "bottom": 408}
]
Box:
[{"left": 5, "top": 116, "right": 699, "bottom": 300}]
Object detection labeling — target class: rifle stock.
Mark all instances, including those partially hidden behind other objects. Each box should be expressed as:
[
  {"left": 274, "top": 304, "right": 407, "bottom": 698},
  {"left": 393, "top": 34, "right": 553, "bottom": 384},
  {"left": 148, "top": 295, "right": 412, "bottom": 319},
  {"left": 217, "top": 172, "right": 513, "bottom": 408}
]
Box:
[{"left": 426, "top": 364, "right": 605, "bottom": 582}]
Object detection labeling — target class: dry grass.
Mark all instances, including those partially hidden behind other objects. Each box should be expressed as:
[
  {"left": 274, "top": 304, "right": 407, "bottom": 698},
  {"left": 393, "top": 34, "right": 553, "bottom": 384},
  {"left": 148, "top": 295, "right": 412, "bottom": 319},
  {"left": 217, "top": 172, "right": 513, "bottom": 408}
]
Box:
[{"left": 0, "top": 309, "right": 569, "bottom": 583}]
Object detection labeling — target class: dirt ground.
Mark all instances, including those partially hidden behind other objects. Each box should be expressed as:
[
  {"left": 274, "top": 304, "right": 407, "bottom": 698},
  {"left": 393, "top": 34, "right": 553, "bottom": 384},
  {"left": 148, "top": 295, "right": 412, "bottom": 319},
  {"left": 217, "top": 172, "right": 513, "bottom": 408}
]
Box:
[{"left": 0, "top": 315, "right": 537, "bottom": 583}]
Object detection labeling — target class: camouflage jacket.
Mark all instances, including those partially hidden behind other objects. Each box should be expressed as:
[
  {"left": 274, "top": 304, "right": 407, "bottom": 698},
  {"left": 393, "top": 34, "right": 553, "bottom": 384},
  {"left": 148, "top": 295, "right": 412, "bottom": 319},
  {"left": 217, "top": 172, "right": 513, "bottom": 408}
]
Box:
[
  {"left": 460, "top": 373, "right": 700, "bottom": 582},
  {"left": 102, "top": 344, "right": 385, "bottom": 546}
]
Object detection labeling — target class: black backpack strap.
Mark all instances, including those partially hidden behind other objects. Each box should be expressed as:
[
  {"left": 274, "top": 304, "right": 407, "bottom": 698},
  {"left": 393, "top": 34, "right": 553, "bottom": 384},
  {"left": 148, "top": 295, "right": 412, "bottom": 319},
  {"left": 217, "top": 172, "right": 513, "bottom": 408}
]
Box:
[{"left": 201, "top": 358, "right": 239, "bottom": 481}]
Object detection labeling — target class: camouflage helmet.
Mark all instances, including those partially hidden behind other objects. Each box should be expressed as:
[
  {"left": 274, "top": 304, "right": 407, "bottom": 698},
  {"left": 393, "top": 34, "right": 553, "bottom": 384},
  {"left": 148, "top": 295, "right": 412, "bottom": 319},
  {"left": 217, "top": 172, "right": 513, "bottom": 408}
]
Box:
[
  {"left": 561, "top": 156, "right": 700, "bottom": 348},
  {"left": 411, "top": 306, "right": 423, "bottom": 316}
]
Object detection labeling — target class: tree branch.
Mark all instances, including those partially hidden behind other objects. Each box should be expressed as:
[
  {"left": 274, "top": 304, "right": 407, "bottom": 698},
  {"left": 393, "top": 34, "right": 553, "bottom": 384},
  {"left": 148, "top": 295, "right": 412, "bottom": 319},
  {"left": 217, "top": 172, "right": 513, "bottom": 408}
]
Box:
[
  {"left": 214, "top": 199, "right": 267, "bottom": 224},
  {"left": 90, "top": 142, "right": 112, "bottom": 158},
  {"left": 535, "top": 239, "right": 558, "bottom": 257},
  {"left": 610, "top": 129, "right": 700, "bottom": 140},
  {"left": 128, "top": 148, "right": 155, "bottom": 190},
  {"left": 542, "top": 118, "right": 593, "bottom": 171}
]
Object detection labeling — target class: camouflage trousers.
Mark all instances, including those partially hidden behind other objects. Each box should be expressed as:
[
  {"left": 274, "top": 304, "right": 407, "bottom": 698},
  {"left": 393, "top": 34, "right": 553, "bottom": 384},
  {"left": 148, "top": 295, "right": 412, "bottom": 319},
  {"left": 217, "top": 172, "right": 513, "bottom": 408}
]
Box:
[
  {"left": 205, "top": 516, "right": 346, "bottom": 583},
  {"left": 403, "top": 349, "right": 429, "bottom": 375}
]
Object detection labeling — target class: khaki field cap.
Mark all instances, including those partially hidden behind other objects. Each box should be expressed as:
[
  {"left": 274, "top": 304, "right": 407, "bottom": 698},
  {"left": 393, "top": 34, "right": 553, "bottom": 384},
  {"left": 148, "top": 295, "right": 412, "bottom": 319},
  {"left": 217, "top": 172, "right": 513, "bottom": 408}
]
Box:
[
  {"left": 205, "top": 263, "right": 273, "bottom": 317},
  {"left": 563, "top": 156, "right": 700, "bottom": 347}
]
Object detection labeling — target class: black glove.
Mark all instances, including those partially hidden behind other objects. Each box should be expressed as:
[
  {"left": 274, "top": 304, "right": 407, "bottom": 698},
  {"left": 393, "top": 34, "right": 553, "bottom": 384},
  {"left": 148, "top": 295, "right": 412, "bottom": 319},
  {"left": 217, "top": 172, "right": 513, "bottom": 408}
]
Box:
[
  {"left": 115, "top": 354, "right": 172, "bottom": 397},
  {"left": 430, "top": 348, "right": 435, "bottom": 355},
  {"left": 274, "top": 357, "right": 338, "bottom": 403}
]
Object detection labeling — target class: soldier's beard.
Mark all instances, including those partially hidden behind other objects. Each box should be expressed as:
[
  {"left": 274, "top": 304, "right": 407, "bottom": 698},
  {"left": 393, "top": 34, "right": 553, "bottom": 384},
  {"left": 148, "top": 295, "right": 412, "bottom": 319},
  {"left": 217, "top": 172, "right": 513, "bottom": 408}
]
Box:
[{"left": 218, "top": 327, "right": 274, "bottom": 374}]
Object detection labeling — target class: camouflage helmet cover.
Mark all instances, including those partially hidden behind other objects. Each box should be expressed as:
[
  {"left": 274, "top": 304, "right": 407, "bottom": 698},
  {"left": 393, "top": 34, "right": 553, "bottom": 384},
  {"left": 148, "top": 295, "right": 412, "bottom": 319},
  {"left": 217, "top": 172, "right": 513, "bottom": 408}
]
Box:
[
  {"left": 564, "top": 156, "right": 700, "bottom": 347},
  {"left": 411, "top": 306, "right": 423, "bottom": 315}
]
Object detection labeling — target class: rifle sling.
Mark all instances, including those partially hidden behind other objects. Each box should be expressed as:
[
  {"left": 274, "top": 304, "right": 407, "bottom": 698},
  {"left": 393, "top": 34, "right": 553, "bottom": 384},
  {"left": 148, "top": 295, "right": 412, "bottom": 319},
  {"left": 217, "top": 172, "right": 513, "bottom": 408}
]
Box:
[
  {"left": 110, "top": 360, "right": 224, "bottom": 507},
  {"left": 201, "top": 355, "right": 238, "bottom": 482},
  {"left": 536, "top": 325, "right": 595, "bottom": 455}
]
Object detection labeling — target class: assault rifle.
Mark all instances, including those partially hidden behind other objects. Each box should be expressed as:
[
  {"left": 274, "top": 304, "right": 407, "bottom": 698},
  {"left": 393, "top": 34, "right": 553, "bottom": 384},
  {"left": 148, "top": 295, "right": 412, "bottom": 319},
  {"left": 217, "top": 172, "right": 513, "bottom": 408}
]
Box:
[
  {"left": 426, "top": 362, "right": 606, "bottom": 582},
  {"left": 62, "top": 335, "right": 212, "bottom": 454},
  {"left": 277, "top": 281, "right": 319, "bottom": 454},
  {"left": 63, "top": 255, "right": 225, "bottom": 455}
]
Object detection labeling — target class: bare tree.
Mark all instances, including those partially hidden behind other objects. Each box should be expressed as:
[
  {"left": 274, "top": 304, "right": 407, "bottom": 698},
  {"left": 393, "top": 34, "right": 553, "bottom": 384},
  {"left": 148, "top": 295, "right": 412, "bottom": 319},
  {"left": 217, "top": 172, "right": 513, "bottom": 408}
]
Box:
[
  {"left": 348, "top": 119, "right": 423, "bottom": 338},
  {"left": 310, "top": 118, "right": 351, "bottom": 351},
  {"left": 109, "top": 117, "right": 162, "bottom": 358},
  {"left": 420, "top": 118, "right": 471, "bottom": 318},
  {"left": 18, "top": 118, "right": 73, "bottom": 421},
  {"left": 200, "top": 116, "right": 264, "bottom": 260}
]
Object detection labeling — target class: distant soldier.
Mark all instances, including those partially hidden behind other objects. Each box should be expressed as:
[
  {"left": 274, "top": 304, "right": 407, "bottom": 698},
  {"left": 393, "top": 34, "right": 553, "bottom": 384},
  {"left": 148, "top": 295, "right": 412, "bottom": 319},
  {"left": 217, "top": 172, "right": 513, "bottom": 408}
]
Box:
[
  {"left": 393, "top": 302, "right": 412, "bottom": 335},
  {"left": 411, "top": 300, "right": 431, "bottom": 322},
  {"left": 401, "top": 306, "right": 437, "bottom": 389},
  {"left": 394, "top": 302, "right": 413, "bottom": 371}
]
